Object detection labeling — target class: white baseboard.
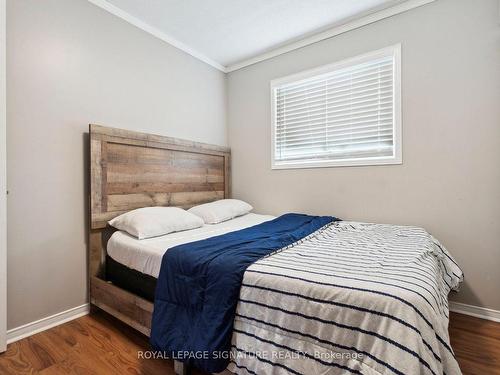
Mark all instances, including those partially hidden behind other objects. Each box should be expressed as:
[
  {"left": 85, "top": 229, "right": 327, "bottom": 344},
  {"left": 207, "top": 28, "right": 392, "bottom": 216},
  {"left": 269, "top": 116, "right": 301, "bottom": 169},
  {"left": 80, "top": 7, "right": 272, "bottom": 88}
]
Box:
[
  {"left": 449, "top": 301, "right": 500, "bottom": 323},
  {"left": 4, "top": 301, "right": 498, "bottom": 345},
  {"left": 6, "top": 304, "right": 90, "bottom": 344}
]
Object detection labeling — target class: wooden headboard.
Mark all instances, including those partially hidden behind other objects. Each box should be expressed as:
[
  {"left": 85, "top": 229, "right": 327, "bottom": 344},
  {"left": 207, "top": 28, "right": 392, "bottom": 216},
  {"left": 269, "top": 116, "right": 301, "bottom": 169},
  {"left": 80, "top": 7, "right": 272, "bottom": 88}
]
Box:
[
  {"left": 90, "top": 124, "right": 231, "bottom": 229},
  {"left": 89, "top": 124, "right": 230, "bottom": 277}
]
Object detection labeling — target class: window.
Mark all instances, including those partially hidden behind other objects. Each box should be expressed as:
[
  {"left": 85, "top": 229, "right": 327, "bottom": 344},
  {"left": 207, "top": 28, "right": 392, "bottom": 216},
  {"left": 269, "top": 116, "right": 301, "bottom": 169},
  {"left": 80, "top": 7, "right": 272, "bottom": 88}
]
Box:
[{"left": 271, "top": 44, "right": 401, "bottom": 169}]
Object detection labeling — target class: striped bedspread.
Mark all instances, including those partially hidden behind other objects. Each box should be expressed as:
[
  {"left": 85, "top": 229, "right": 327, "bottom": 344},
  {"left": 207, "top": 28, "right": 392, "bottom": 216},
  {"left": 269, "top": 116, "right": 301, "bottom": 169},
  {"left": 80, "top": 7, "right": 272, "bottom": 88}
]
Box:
[{"left": 227, "top": 221, "right": 463, "bottom": 375}]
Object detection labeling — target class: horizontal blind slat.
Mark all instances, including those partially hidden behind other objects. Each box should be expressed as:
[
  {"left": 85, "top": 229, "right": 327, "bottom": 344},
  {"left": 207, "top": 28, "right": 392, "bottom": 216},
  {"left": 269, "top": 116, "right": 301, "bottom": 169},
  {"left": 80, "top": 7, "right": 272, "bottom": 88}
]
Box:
[
  {"left": 278, "top": 58, "right": 393, "bottom": 94},
  {"left": 277, "top": 145, "right": 394, "bottom": 161},
  {"left": 278, "top": 138, "right": 393, "bottom": 155},
  {"left": 276, "top": 117, "right": 393, "bottom": 136},
  {"left": 277, "top": 96, "right": 393, "bottom": 122},
  {"left": 277, "top": 71, "right": 393, "bottom": 103},
  {"left": 276, "top": 84, "right": 393, "bottom": 113},
  {"left": 277, "top": 131, "right": 394, "bottom": 148},
  {"left": 276, "top": 85, "right": 393, "bottom": 116},
  {"left": 277, "top": 124, "right": 393, "bottom": 141},
  {"left": 277, "top": 108, "right": 393, "bottom": 130}
]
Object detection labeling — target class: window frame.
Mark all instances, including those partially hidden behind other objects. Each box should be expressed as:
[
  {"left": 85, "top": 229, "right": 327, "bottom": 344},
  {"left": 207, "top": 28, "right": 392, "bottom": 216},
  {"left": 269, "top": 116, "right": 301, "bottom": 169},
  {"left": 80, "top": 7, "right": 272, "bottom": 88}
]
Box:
[{"left": 270, "top": 44, "right": 402, "bottom": 170}]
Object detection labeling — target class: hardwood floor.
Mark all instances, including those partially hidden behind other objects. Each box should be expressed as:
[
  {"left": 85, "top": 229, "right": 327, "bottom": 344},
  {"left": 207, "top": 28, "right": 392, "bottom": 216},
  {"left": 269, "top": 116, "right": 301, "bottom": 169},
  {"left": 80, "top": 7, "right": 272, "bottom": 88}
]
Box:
[
  {"left": 0, "top": 310, "right": 498, "bottom": 374},
  {"left": 449, "top": 312, "right": 500, "bottom": 375},
  {"left": 0, "top": 309, "right": 204, "bottom": 375}
]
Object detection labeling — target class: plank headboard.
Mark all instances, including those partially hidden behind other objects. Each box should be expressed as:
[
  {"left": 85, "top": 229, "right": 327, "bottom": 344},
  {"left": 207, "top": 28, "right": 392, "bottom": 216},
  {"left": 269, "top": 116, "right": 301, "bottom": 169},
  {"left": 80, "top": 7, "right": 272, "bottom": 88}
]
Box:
[
  {"left": 90, "top": 124, "right": 231, "bottom": 229},
  {"left": 89, "top": 124, "right": 230, "bottom": 277}
]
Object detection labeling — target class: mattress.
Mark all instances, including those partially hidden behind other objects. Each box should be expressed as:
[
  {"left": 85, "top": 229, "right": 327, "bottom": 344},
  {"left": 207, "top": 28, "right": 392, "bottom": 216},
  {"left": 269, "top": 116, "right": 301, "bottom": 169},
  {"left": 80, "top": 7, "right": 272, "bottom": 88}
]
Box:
[
  {"left": 106, "top": 256, "right": 157, "bottom": 301},
  {"left": 107, "top": 212, "right": 275, "bottom": 278}
]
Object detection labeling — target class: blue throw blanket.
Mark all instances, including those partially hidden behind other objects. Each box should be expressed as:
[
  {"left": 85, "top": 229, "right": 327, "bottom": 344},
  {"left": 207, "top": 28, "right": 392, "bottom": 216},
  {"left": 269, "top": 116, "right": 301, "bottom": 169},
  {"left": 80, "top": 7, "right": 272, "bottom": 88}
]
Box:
[{"left": 150, "top": 213, "right": 336, "bottom": 373}]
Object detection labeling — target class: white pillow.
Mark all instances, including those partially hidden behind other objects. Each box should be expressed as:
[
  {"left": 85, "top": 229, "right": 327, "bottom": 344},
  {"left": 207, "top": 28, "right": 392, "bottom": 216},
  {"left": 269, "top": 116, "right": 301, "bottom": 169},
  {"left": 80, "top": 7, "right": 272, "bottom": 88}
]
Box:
[
  {"left": 188, "top": 199, "right": 253, "bottom": 224},
  {"left": 108, "top": 206, "right": 204, "bottom": 239}
]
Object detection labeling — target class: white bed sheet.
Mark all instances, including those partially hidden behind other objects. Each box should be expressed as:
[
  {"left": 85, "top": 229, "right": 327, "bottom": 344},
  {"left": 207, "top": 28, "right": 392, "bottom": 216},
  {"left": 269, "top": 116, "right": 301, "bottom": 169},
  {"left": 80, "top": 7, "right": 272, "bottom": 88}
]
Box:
[{"left": 107, "top": 213, "right": 275, "bottom": 278}]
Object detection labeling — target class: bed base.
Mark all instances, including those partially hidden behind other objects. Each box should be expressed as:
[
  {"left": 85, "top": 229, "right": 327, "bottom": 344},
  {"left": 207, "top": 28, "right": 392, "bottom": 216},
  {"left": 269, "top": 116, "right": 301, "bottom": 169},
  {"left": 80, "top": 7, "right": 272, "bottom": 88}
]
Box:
[{"left": 90, "top": 276, "right": 187, "bottom": 375}]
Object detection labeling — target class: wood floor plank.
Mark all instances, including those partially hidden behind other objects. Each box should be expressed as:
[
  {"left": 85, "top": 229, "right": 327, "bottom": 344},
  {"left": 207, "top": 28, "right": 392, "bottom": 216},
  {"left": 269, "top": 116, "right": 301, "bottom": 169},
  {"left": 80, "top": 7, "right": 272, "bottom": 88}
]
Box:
[
  {"left": 449, "top": 312, "right": 500, "bottom": 375},
  {"left": 0, "top": 340, "right": 39, "bottom": 375},
  {"left": 0, "top": 310, "right": 498, "bottom": 374},
  {"left": 449, "top": 312, "right": 500, "bottom": 341}
]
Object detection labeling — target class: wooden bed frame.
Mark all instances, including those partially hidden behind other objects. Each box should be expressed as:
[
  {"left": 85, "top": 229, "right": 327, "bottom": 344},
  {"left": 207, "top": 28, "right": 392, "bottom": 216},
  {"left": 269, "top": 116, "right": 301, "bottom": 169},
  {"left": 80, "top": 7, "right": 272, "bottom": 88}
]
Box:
[{"left": 88, "top": 124, "right": 231, "bottom": 375}]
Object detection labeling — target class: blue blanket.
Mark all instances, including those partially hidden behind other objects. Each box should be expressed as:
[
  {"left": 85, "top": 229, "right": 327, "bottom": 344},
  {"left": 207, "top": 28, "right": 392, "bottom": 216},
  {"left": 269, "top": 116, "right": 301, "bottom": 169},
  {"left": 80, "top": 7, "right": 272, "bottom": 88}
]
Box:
[{"left": 150, "top": 213, "right": 336, "bottom": 373}]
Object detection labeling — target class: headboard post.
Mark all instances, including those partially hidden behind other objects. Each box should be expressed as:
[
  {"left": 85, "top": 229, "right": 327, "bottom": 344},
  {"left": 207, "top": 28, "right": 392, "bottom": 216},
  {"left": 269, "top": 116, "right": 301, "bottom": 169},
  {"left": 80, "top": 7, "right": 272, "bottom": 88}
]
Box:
[{"left": 88, "top": 124, "right": 231, "bottom": 279}]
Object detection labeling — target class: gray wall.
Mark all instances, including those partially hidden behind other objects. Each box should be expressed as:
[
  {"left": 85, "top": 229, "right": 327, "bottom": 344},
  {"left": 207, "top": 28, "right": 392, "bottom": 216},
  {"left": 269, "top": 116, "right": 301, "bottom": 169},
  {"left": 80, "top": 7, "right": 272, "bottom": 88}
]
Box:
[
  {"left": 6, "top": 0, "right": 500, "bottom": 330},
  {"left": 227, "top": 0, "right": 500, "bottom": 310},
  {"left": 7, "top": 0, "right": 226, "bottom": 329}
]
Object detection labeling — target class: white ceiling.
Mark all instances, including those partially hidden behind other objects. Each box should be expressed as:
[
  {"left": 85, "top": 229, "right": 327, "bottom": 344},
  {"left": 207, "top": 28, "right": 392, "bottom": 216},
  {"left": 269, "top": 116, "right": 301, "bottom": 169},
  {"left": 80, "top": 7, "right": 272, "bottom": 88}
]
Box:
[{"left": 92, "top": 0, "right": 430, "bottom": 71}]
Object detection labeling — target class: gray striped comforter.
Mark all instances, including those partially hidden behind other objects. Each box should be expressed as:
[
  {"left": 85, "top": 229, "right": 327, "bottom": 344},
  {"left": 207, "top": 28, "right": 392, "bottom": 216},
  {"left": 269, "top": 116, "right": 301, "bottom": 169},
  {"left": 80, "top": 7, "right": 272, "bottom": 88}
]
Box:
[{"left": 226, "top": 221, "right": 463, "bottom": 375}]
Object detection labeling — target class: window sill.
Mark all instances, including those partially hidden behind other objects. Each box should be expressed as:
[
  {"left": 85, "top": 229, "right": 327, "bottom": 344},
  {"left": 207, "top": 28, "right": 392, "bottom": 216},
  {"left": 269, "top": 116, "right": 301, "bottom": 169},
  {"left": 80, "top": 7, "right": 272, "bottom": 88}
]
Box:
[{"left": 271, "top": 156, "right": 402, "bottom": 170}]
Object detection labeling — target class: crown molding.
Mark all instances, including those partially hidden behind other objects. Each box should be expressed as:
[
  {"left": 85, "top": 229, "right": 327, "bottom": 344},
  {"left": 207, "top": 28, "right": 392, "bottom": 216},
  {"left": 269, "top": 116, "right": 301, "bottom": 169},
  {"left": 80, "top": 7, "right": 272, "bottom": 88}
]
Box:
[
  {"left": 88, "top": 0, "right": 435, "bottom": 74},
  {"left": 87, "top": 0, "right": 227, "bottom": 72},
  {"left": 226, "top": 0, "right": 435, "bottom": 72}
]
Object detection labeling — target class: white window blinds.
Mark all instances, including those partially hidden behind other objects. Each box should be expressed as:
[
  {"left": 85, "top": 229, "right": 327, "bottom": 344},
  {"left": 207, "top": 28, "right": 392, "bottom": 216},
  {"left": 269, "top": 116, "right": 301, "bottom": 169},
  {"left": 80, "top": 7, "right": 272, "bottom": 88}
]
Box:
[{"left": 272, "top": 45, "right": 401, "bottom": 169}]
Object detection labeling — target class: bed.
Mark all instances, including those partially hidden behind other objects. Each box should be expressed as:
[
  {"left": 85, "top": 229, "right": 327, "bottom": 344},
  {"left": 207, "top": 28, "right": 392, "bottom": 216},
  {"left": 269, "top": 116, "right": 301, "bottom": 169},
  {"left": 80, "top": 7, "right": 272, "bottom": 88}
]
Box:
[
  {"left": 88, "top": 125, "right": 463, "bottom": 375},
  {"left": 89, "top": 124, "right": 232, "bottom": 374}
]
